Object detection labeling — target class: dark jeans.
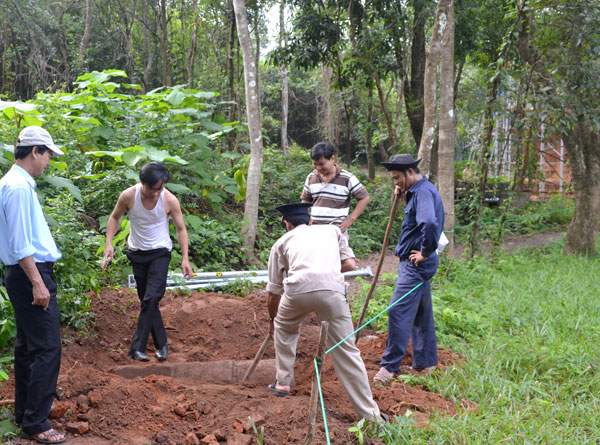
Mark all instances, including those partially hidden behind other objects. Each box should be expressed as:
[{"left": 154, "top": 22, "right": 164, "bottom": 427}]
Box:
[
  {"left": 127, "top": 248, "right": 171, "bottom": 354},
  {"left": 5, "top": 262, "right": 61, "bottom": 435},
  {"left": 380, "top": 254, "right": 439, "bottom": 372}
]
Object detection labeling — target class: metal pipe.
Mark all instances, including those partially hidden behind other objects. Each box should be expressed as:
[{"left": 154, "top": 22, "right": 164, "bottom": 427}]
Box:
[{"left": 128, "top": 266, "right": 375, "bottom": 290}]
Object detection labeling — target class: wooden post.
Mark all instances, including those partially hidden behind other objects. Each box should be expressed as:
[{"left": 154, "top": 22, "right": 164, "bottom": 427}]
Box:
[{"left": 304, "top": 321, "right": 329, "bottom": 445}]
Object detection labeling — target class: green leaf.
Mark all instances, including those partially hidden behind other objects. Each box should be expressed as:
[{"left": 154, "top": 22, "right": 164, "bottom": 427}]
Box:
[
  {"left": 165, "top": 183, "right": 191, "bottom": 193},
  {"left": 121, "top": 151, "right": 147, "bottom": 167},
  {"left": 145, "top": 147, "right": 188, "bottom": 165},
  {"left": 200, "top": 120, "right": 226, "bottom": 132},
  {"left": 44, "top": 176, "right": 83, "bottom": 202},
  {"left": 21, "top": 114, "right": 45, "bottom": 126},
  {"left": 166, "top": 88, "right": 186, "bottom": 106},
  {"left": 94, "top": 126, "right": 115, "bottom": 140},
  {"left": 50, "top": 160, "right": 68, "bottom": 173}
]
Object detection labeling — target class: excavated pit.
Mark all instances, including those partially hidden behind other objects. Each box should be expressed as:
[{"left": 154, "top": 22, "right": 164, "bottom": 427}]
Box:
[{"left": 112, "top": 359, "right": 276, "bottom": 384}]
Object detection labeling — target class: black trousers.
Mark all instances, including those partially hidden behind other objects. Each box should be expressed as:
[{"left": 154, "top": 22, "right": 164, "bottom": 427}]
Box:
[
  {"left": 5, "top": 262, "right": 61, "bottom": 435},
  {"left": 127, "top": 248, "right": 171, "bottom": 354}
]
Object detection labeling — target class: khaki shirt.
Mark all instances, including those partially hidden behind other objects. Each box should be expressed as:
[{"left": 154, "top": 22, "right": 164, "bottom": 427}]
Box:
[{"left": 267, "top": 224, "right": 354, "bottom": 296}]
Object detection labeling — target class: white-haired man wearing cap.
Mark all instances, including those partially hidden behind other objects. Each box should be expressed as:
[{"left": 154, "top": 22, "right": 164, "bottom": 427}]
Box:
[
  {"left": 0, "top": 126, "right": 66, "bottom": 443},
  {"left": 266, "top": 202, "right": 385, "bottom": 423}
]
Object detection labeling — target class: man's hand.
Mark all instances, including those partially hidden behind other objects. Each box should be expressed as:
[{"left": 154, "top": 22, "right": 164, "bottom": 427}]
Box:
[
  {"left": 339, "top": 216, "right": 355, "bottom": 232},
  {"left": 394, "top": 185, "right": 406, "bottom": 197},
  {"left": 182, "top": 259, "right": 193, "bottom": 280},
  {"left": 102, "top": 245, "right": 114, "bottom": 270},
  {"left": 32, "top": 282, "right": 50, "bottom": 310},
  {"left": 409, "top": 250, "right": 427, "bottom": 267}
]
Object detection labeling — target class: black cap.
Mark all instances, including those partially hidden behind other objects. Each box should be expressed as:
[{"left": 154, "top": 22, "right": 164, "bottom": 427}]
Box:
[
  {"left": 381, "top": 153, "right": 421, "bottom": 171},
  {"left": 276, "top": 202, "right": 313, "bottom": 219}
]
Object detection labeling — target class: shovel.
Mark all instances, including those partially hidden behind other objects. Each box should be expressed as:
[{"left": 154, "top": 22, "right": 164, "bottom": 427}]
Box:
[
  {"left": 242, "top": 332, "right": 272, "bottom": 382},
  {"left": 355, "top": 192, "right": 401, "bottom": 343}
]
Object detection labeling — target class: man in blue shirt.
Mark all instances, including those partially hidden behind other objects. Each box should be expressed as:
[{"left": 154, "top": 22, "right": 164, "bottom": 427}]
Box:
[
  {"left": 0, "top": 126, "right": 66, "bottom": 443},
  {"left": 373, "top": 154, "right": 445, "bottom": 385}
]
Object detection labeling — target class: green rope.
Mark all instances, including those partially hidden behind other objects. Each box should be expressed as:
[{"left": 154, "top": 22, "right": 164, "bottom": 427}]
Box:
[
  {"left": 314, "top": 358, "right": 331, "bottom": 445},
  {"left": 325, "top": 282, "right": 424, "bottom": 355}
]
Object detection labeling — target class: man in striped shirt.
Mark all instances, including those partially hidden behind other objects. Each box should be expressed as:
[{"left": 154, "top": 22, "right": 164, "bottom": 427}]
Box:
[{"left": 301, "top": 142, "right": 370, "bottom": 252}]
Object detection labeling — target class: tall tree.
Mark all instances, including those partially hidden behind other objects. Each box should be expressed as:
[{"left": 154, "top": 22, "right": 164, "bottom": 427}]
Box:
[
  {"left": 515, "top": 0, "right": 600, "bottom": 255},
  {"left": 233, "top": 0, "right": 264, "bottom": 252},
  {"left": 417, "top": 0, "right": 447, "bottom": 175},
  {"left": 279, "top": 0, "right": 290, "bottom": 154},
  {"left": 437, "top": 0, "right": 455, "bottom": 251}
]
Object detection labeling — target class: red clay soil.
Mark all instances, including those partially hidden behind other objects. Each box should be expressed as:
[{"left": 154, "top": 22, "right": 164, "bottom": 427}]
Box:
[{"left": 1, "top": 285, "right": 466, "bottom": 445}]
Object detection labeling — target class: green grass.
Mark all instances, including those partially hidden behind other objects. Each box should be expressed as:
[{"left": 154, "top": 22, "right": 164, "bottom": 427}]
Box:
[{"left": 353, "top": 238, "right": 600, "bottom": 443}]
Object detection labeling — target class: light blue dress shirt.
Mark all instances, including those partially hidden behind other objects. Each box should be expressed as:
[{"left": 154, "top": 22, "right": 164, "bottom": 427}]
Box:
[{"left": 0, "top": 165, "right": 62, "bottom": 266}]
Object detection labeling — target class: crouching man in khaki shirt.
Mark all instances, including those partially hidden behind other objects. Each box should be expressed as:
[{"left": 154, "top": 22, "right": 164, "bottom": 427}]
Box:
[{"left": 266, "top": 202, "right": 384, "bottom": 423}]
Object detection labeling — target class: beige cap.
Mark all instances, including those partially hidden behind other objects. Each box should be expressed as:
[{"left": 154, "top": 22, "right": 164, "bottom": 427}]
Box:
[{"left": 16, "top": 126, "right": 64, "bottom": 156}]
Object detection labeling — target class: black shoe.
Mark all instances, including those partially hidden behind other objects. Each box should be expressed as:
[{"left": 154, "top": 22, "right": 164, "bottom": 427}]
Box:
[
  {"left": 155, "top": 345, "right": 168, "bottom": 361},
  {"left": 128, "top": 350, "right": 150, "bottom": 361}
]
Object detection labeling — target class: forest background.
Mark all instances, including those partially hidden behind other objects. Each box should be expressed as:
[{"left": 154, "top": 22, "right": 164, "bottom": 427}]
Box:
[{"left": 0, "top": 0, "right": 598, "bottom": 404}]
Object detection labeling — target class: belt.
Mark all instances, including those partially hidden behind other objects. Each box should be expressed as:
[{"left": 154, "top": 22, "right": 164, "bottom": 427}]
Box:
[{"left": 7, "top": 262, "right": 54, "bottom": 271}]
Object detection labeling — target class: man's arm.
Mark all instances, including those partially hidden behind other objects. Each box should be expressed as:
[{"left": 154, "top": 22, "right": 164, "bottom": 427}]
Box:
[
  {"left": 267, "top": 292, "right": 281, "bottom": 335},
  {"left": 165, "top": 191, "right": 193, "bottom": 279},
  {"left": 102, "top": 188, "right": 133, "bottom": 270},
  {"left": 339, "top": 195, "right": 370, "bottom": 231},
  {"left": 341, "top": 257, "right": 356, "bottom": 272},
  {"left": 3, "top": 186, "right": 51, "bottom": 309},
  {"left": 19, "top": 255, "right": 50, "bottom": 310}
]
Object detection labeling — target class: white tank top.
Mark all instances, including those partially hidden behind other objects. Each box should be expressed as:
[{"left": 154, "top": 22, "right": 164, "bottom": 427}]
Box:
[{"left": 127, "top": 184, "right": 173, "bottom": 251}]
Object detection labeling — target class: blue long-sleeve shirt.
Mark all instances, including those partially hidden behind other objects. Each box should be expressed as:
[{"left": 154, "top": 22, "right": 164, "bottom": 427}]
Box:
[
  {"left": 0, "top": 165, "right": 62, "bottom": 266},
  {"left": 395, "top": 177, "right": 445, "bottom": 260}
]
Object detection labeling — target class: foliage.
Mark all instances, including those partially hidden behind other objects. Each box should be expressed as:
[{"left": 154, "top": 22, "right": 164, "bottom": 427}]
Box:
[
  {"left": 454, "top": 193, "right": 574, "bottom": 244},
  {"left": 356, "top": 239, "right": 600, "bottom": 443},
  {"left": 183, "top": 214, "right": 245, "bottom": 271},
  {"left": 0, "top": 287, "right": 15, "bottom": 351},
  {"left": 44, "top": 193, "right": 105, "bottom": 330}
]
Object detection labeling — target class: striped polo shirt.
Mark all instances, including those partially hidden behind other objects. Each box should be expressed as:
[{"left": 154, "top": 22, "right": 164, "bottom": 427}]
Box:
[{"left": 301, "top": 165, "right": 369, "bottom": 226}]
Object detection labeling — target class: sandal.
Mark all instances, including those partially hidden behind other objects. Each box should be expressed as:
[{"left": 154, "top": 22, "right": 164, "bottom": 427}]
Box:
[
  {"left": 22, "top": 428, "right": 66, "bottom": 444},
  {"left": 268, "top": 380, "right": 290, "bottom": 397},
  {"left": 373, "top": 367, "right": 396, "bottom": 385}
]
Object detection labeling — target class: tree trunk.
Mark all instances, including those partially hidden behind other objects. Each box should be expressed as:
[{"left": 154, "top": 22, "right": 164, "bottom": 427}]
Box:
[
  {"left": 417, "top": 0, "right": 447, "bottom": 175},
  {"left": 317, "top": 66, "right": 340, "bottom": 148},
  {"left": 77, "top": 0, "right": 92, "bottom": 72},
  {"left": 437, "top": 0, "right": 455, "bottom": 253},
  {"left": 227, "top": 1, "right": 237, "bottom": 152},
  {"left": 402, "top": 0, "right": 426, "bottom": 149},
  {"left": 141, "top": 0, "right": 153, "bottom": 92},
  {"left": 279, "top": 0, "right": 289, "bottom": 154},
  {"left": 160, "top": 0, "right": 171, "bottom": 86},
  {"left": 253, "top": 2, "right": 261, "bottom": 123},
  {"left": 563, "top": 120, "right": 600, "bottom": 255},
  {"left": 468, "top": 73, "right": 500, "bottom": 256},
  {"left": 233, "top": 0, "right": 264, "bottom": 252},
  {"left": 186, "top": 0, "right": 199, "bottom": 86},
  {"left": 365, "top": 87, "right": 375, "bottom": 181}
]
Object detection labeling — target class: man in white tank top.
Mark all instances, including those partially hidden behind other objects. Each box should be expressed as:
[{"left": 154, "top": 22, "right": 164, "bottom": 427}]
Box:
[{"left": 102, "top": 162, "right": 193, "bottom": 361}]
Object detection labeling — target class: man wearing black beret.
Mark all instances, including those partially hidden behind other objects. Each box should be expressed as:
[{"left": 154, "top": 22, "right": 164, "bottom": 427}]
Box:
[
  {"left": 373, "top": 154, "right": 445, "bottom": 384},
  {"left": 265, "top": 202, "right": 383, "bottom": 422}
]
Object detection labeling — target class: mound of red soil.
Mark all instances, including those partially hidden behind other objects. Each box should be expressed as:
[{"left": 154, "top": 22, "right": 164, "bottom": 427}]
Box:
[{"left": 1, "top": 286, "right": 468, "bottom": 444}]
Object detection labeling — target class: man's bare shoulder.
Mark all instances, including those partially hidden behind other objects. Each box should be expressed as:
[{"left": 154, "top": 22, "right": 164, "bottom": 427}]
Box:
[
  {"left": 117, "top": 185, "right": 137, "bottom": 208},
  {"left": 163, "top": 188, "right": 182, "bottom": 211}
]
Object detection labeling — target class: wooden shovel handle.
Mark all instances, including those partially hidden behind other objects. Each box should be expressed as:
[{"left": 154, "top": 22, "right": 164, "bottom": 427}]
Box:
[{"left": 355, "top": 192, "right": 401, "bottom": 342}]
